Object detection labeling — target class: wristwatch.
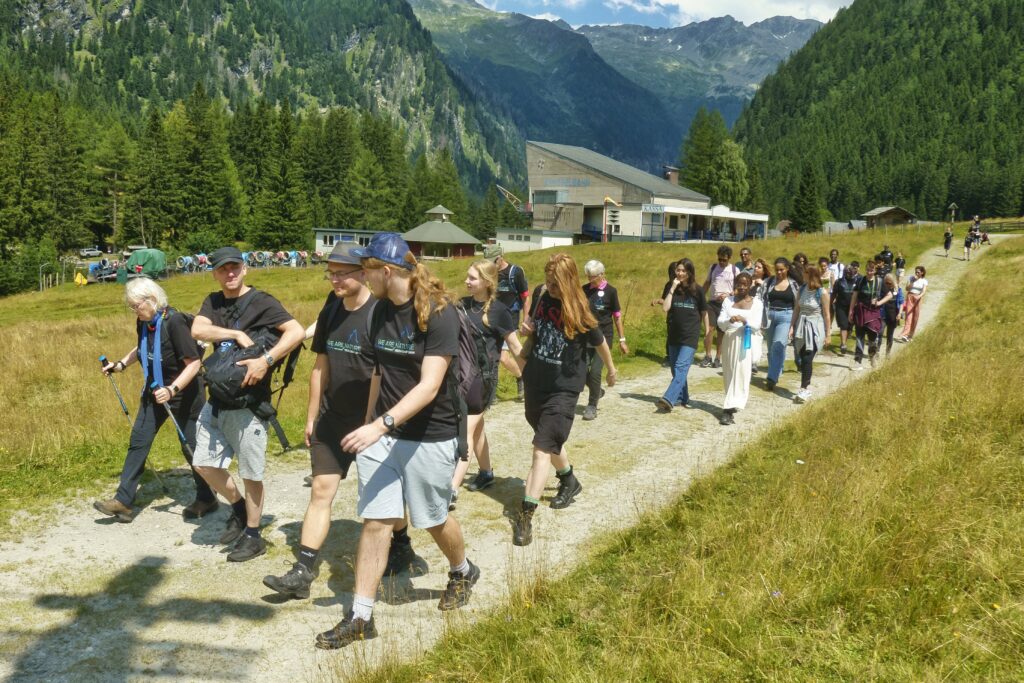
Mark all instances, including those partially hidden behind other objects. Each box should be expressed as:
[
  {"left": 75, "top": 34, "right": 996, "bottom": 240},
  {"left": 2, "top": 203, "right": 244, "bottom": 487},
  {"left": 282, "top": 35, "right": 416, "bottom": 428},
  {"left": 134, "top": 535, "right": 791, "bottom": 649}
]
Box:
[
  {"left": 263, "top": 352, "right": 275, "bottom": 366},
  {"left": 382, "top": 414, "right": 396, "bottom": 432}
]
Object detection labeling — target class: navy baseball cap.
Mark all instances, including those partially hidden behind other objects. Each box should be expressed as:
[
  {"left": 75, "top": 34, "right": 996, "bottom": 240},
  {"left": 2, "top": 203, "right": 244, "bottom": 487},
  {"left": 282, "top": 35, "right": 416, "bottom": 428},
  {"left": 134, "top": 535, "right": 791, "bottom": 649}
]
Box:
[
  {"left": 351, "top": 232, "right": 414, "bottom": 270},
  {"left": 210, "top": 246, "right": 245, "bottom": 268}
]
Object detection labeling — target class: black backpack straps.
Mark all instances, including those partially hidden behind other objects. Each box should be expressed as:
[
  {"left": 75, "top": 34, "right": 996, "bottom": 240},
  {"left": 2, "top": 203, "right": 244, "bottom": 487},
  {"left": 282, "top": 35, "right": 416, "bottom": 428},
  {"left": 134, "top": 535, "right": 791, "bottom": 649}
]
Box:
[{"left": 225, "top": 287, "right": 259, "bottom": 330}]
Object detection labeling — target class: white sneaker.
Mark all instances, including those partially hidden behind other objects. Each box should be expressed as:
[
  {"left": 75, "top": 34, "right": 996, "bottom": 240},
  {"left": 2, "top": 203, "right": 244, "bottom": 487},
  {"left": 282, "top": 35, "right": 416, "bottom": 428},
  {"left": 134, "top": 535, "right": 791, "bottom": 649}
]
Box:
[{"left": 795, "top": 389, "right": 811, "bottom": 403}]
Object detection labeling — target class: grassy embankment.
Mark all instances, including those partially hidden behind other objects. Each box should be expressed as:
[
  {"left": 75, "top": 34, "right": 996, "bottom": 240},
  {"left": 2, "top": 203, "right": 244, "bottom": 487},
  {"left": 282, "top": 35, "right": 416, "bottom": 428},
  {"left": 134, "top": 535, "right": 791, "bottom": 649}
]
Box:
[
  {"left": 0, "top": 227, "right": 946, "bottom": 533},
  {"left": 354, "top": 235, "right": 1024, "bottom": 680}
]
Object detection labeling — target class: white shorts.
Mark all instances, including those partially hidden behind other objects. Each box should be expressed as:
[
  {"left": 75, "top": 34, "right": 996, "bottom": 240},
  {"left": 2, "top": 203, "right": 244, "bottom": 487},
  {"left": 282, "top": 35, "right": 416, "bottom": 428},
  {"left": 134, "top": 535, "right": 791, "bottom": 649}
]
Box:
[
  {"left": 356, "top": 436, "right": 457, "bottom": 529},
  {"left": 193, "top": 403, "right": 269, "bottom": 481}
]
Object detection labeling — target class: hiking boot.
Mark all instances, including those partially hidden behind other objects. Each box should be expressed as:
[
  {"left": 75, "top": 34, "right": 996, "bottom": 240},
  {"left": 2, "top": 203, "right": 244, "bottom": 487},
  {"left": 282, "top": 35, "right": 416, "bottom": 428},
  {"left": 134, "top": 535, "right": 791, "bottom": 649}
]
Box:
[
  {"left": 466, "top": 469, "right": 495, "bottom": 492},
  {"left": 712, "top": 358, "right": 721, "bottom": 369},
  {"left": 516, "top": 377, "right": 525, "bottom": 402},
  {"left": 227, "top": 534, "right": 266, "bottom": 562},
  {"left": 383, "top": 537, "right": 425, "bottom": 577},
  {"left": 582, "top": 405, "right": 598, "bottom": 421},
  {"left": 550, "top": 470, "right": 582, "bottom": 509},
  {"left": 315, "top": 613, "right": 378, "bottom": 650},
  {"left": 438, "top": 560, "right": 480, "bottom": 611},
  {"left": 182, "top": 498, "right": 219, "bottom": 520},
  {"left": 93, "top": 498, "right": 133, "bottom": 523},
  {"left": 699, "top": 356, "right": 714, "bottom": 368},
  {"left": 718, "top": 409, "right": 735, "bottom": 426},
  {"left": 219, "top": 513, "right": 246, "bottom": 545},
  {"left": 655, "top": 397, "right": 673, "bottom": 413},
  {"left": 512, "top": 508, "right": 534, "bottom": 546},
  {"left": 263, "top": 562, "right": 317, "bottom": 599},
  {"left": 765, "top": 379, "right": 776, "bottom": 392}
]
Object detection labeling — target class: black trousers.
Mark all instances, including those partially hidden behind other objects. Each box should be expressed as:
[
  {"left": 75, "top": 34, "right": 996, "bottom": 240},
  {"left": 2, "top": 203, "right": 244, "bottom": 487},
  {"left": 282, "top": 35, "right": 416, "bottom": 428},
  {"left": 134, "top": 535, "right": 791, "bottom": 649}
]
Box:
[
  {"left": 799, "top": 348, "right": 817, "bottom": 388},
  {"left": 585, "top": 335, "right": 612, "bottom": 406},
  {"left": 115, "top": 396, "right": 213, "bottom": 506}
]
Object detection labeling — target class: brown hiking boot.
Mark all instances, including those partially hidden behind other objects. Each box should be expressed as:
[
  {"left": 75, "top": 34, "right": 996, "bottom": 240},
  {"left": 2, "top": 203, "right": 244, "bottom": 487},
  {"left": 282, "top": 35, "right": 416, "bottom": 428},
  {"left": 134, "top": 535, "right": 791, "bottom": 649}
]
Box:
[
  {"left": 182, "top": 498, "right": 219, "bottom": 520},
  {"left": 93, "top": 499, "right": 133, "bottom": 523}
]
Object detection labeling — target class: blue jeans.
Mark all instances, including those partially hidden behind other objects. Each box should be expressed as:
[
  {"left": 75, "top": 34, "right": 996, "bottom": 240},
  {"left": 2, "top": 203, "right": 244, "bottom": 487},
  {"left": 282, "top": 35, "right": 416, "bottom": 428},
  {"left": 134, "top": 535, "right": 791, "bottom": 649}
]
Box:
[
  {"left": 662, "top": 345, "right": 697, "bottom": 406},
  {"left": 766, "top": 308, "right": 793, "bottom": 383}
]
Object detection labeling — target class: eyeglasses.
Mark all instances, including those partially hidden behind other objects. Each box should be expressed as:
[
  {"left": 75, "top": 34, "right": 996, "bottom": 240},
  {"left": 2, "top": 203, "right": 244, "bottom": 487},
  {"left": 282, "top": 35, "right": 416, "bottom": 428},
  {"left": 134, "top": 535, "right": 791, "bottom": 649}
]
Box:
[
  {"left": 324, "top": 269, "right": 361, "bottom": 280},
  {"left": 127, "top": 301, "right": 148, "bottom": 311}
]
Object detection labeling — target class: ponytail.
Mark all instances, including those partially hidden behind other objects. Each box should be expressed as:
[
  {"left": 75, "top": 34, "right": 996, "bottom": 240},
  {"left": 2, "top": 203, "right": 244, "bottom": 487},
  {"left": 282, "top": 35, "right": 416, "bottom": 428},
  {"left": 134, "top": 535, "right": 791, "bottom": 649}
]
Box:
[{"left": 409, "top": 261, "right": 451, "bottom": 332}]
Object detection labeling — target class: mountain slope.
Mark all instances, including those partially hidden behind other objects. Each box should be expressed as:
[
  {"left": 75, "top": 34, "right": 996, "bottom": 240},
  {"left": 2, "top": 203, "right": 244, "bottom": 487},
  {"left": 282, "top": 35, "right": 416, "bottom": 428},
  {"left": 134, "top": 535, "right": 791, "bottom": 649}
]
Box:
[
  {"left": 408, "top": 0, "right": 678, "bottom": 172},
  {"left": 734, "top": 0, "right": 1024, "bottom": 222}
]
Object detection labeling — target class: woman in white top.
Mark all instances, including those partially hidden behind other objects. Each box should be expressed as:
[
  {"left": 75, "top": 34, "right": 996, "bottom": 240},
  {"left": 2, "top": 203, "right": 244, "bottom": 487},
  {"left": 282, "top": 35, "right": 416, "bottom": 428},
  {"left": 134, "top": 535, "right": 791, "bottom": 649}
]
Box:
[
  {"left": 790, "top": 266, "right": 833, "bottom": 403},
  {"left": 717, "top": 272, "right": 763, "bottom": 425},
  {"left": 898, "top": 266, "right": 928, "bottom": 342}
]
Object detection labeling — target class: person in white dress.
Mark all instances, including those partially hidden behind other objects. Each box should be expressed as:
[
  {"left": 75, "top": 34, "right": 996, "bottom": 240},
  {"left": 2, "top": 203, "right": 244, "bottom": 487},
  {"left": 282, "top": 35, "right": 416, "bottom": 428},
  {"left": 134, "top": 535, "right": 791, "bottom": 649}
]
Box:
[{"left": 717, "top": 273, "right": 764, "bottom": 425}]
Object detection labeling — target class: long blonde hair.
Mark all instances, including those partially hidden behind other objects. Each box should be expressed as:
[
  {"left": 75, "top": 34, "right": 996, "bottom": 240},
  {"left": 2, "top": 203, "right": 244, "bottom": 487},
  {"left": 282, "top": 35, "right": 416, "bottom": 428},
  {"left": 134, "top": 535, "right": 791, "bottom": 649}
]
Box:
[
  {"left": 545, "top": 253, "right": 597, "bottom": 340},
  {"left": 364, "top": 252, "right": 451, "bottom": 332},
  {"left": 469, "top": 259, "right": 498, "bottom": 328}
]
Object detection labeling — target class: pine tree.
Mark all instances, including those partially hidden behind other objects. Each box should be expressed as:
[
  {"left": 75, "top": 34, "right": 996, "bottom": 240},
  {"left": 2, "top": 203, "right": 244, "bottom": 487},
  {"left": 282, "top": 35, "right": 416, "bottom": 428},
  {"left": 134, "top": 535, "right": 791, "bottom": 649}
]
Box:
[
  {"left": 126, "top": 105, "right": 175, "bottom": 247},
  {"left": 429, "top": 147, "right": 467, "bottom": 219},
  {"left": 706, "top": 139, "right": 748, "bottom": 209},
  {"left": 342, "top": 147, "right": 393, "bottom": 232},
  {"left": 679, "top": 107, "right": 729, "bottom": 197},
  {"left": 791, "top": 164, "right": 823, "bottom": 233}
]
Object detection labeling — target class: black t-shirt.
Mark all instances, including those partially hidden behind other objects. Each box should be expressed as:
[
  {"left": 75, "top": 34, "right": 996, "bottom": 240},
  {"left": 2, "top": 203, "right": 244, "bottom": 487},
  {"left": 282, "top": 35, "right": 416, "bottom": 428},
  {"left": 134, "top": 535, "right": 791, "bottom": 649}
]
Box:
[
  {"left": 496, "top": 263, "right": 528, "bottom": 313},
  {"left": 665, "top": 285, "right": 706, "bottom": 348},
  {"left": 461, "top": 296, "right": 516, "bottom": 367},
  {"left": 136, "top": 309, "right": 205, "bottom": 414},
  {"left": 370, "top": 299, "right": 459, "bottom": 442},
  {"left": 855, "top": 274, "right": 885, "bottom": 305},
  {"left": 524, "top": 293, "right": 604, "bottom": 394},
  {"left": 197, "top": 288, "right": 295, "bottom": 397},
  {"left": 311, "top": 294, "right": 377, "bottom": 424},
  {"left": 832, "top": 274, "right": 861, "bottom": 306},
  {"left": 583, "top": 282, "right": 621, "bottom": 341},
  {"left": 767, "top": 284, "right": 796, "bottom": 309}
]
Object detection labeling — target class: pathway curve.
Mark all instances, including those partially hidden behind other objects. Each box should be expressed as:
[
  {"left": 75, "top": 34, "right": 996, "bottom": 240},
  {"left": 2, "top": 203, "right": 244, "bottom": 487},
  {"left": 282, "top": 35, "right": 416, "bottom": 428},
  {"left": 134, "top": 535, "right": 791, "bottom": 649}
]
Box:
[{"left": 0, "top": 238, "right": 1003, "bottom": 682}]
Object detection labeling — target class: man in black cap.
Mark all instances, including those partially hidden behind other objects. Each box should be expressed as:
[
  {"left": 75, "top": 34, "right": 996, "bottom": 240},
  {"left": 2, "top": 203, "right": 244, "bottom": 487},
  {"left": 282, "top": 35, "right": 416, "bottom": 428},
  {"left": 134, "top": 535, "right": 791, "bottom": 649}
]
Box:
[{"left": 191, "top": 246, "right": 305, "bottom": 562}]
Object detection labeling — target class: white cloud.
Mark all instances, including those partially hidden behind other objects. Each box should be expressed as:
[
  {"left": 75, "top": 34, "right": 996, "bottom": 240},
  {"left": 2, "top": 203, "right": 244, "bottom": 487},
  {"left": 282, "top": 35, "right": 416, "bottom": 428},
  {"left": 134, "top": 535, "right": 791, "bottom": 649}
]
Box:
[
  {"left": 530, "top": 12, "right": 566, "bottom": 21},
  {"left": 662, "top": 0, "right": 847, "bottom": 25},
  {"left": 603, "top": 0, "right": 666, "bottom": 15}
]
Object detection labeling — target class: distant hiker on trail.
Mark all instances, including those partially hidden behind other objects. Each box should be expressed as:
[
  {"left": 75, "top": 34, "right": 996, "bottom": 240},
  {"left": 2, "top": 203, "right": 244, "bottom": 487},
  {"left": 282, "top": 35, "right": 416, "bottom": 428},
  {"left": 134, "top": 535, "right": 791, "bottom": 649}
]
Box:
[
  {"left": 315, "top": 233, "right": 478, "bottom": 650},
  {"left": 881, "top": 274, "right": 901, "bottom": 356},
  {"left": 717, "top": 272, "right": 763, "bottom": 425},
  {"left": 894, "top": 251, "right": 906, "bottom": 285},
  {"left": 451, "top": 259, "right": 523, "bottom": 499},
  {"left": 790, "top": 266, "right": 831, "bottom": 404},
  {"left": 93, "top": 279, "right": 215, "bottom": 524},
  {"left": 190, "top": 247, "right": 305, "bottom": 563},
  {"left": 581, "top": 259, "right": 628, "bottom": 421},
  {"left": 513, "top": 253, "right": 617, "bottom": 547},
  {"left": 656, "top": 258, "right": 706, "bottom": 413},
  {"left": 897, "top": 266, "right": 928, "bottom": 343},
  {"left": 850, "top": 259, "right": 885, "bottom": 369},
  {"left": 764, "top": 257, "right": 799, "bottom": 392},
  {"left": 700, "top": 245, "right": 740, "bottom": 369},
  {"left": 830, "top": 261, "right": 860, "bottom": 355},
  {"left": 943, "top": 227, "right": 954, "bottom": 257},
  {"left": 263, "top": 243, "right": 411, "bottom": 601},
  {"left": 488, "top": 246, "right": 528, "bottom": 401},
  {"left": 964, "top": 230, "right": 974, "bottom": 261},
  {"left": 827, "top": 249, "right": 845, "bottom": 283}
]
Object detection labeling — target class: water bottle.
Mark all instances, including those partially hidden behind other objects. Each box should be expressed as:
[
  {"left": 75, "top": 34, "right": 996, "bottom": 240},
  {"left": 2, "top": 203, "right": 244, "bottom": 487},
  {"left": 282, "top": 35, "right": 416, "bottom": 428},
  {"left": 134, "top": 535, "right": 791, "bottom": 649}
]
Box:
[{"left": 743, "top": 324, "right": 752, "bottom": 350}]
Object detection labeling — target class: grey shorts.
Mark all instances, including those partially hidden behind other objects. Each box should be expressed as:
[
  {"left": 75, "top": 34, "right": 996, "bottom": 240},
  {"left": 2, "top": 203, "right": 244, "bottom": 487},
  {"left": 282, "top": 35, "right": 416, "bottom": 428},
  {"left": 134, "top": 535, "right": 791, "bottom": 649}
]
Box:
[
  {"left": 193, "top": 403, "right": 269, "bottom": 481},
  {"left": 356, "top": 435, "right": 458, "bottom": 529}
]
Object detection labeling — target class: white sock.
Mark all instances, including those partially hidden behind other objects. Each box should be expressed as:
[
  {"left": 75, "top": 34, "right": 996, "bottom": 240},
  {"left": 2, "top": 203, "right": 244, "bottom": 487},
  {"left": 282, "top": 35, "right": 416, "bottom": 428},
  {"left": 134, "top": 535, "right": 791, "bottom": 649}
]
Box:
[
  {"left": 451, "top": 558, "right": 470, "bottom": 575},
  {"left": 352, "top": 594, "right": 374, "bottom": 621}
]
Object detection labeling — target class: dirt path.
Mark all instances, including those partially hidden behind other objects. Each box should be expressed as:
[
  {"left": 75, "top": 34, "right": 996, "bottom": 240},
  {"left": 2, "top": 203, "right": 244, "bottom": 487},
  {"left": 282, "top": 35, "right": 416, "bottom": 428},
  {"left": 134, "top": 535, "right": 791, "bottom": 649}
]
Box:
[{"left": 0, "top": 239, "right": 1001, "bottom": 682}]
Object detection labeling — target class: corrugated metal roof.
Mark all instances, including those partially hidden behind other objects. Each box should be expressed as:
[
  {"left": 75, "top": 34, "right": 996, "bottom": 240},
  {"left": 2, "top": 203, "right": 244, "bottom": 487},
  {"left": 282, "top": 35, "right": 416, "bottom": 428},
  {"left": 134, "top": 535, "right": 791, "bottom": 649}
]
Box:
[
  {"left": 861, "top": 206, "right": 916, "bottom": 218},
  {"left": 528, "top": 141, "right": 710, "bottom": 203},
  {"left": 403, "top": 221, "right": 481, "bottom": 245}
]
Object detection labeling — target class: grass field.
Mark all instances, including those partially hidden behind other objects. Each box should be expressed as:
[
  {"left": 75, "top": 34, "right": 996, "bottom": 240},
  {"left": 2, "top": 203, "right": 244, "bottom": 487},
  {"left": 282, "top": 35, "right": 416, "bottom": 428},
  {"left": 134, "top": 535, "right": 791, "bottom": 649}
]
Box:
[
  {"left": 0, "top": 226, "right": 948, "bottom": 534},
  {"left": 351, "top": 235, "right": 1024, "bottom": 681}
]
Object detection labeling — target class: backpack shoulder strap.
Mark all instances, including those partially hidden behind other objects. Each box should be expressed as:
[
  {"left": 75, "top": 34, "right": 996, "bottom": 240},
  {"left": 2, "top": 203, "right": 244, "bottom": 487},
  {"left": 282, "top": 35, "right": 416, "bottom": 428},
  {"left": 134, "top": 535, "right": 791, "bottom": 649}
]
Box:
[{"left": 227, "top": 288, "right": 259, "bottom": 330}]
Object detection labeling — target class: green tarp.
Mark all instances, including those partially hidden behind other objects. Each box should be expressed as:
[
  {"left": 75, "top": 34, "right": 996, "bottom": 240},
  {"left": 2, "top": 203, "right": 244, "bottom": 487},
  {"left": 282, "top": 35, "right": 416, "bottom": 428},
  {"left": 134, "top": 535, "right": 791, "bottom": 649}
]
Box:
[{"left": 125, "top": 249, "right": 167, "bottom": 278}]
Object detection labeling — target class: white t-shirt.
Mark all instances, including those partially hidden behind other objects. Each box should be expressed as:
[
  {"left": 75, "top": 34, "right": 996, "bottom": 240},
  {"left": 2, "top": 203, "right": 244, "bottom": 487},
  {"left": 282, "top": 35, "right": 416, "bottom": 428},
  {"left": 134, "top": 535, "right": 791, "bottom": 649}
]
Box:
[{"left": 908, "top": 276, "right": 928, "bottom": 296}]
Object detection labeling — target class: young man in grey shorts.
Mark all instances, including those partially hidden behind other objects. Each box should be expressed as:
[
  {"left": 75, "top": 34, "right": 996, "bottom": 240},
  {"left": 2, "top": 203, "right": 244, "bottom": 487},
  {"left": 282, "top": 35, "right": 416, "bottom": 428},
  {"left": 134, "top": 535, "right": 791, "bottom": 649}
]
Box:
[
  {"left": 191, "top": 246, "right": 305, "bottom": 562},
  {"left": 315, "top": 232, "right": 478, "bottom": 650}
]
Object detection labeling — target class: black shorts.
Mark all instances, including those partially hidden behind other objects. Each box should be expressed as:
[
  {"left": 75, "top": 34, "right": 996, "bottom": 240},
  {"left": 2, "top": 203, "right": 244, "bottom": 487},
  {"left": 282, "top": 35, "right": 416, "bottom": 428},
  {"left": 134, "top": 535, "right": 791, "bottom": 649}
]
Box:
[
  {"left": 833, "top": 302, "right": 852, "bottom": 331},
  {"left": 524, "top": 390, "right": 578, "bottom": 454},
  {"left": 310, "top": 413, "right": 358, "bottom": 478},
  {"left": 706, "top": 299, "right": 723, "bottom": 331}
]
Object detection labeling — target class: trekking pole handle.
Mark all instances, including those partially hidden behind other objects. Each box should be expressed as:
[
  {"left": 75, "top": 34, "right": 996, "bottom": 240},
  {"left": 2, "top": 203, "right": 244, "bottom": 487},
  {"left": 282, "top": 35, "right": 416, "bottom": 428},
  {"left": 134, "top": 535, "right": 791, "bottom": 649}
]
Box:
[{"left": 150, "top": 381, "right": 191, "bottom": 448}]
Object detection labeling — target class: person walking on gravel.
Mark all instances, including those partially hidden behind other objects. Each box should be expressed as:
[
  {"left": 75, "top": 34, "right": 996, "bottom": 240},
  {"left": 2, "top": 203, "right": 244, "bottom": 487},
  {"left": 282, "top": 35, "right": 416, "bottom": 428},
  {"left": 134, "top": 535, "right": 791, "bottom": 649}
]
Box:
[
  {"left": 315, "top": 233, "right": 478, "bottom": 650},
  {"left": 830, "top": 261, "right": 860, "bottom": 355},
  {"left": 656, "top": 258, "right": 706, "bottom": 412},
  {"left": 93, "top": 279, "right": 215, "bottom": 523},
  {"left": 512, "top": 254, "right": 617, "bottom": 547},
  {"left": 764, "top": 257, "right": 800, "bottom": 392},
  {"left": 717, "top": 272, "right": 763, "bottom": 424},
  {"left": 581, "top": 259, "right": 628, "bottom": 421},
  {"left": 190, "top": 247, "right": 305, "bottom": 562},
  {"left": 488, "top": 246, "right": 528, "bottom": 401},
  {"left": 263, "top": 244, "right": 423, "bottom": 600},
  {"left": 897, "top": 266, "right": 928, "bottom": 343},
  {"left": 943, "top": 227, "right": 954, "bottom": 257},
  {"left": 850, "top": 259, "right": 885, "bottom": 369},
  {"left": 790, "top": 266, "right": 831, "bottom": 403},
  {"left": 701, "top": 245, "right": 740, "bottom": 368},
  {"left": 451, "top": 259, "right": 523, "bottom": 497}
]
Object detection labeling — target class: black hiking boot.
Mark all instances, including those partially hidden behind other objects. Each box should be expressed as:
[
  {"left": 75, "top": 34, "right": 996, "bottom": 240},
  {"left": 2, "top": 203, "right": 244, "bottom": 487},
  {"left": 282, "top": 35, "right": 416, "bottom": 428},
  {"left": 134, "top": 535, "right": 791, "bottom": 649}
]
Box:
[
  {"left": 512, "top": 506, "right": 535, "bottom": 546},
  {"left": 263, "top": 562, "right": 317, "bottom": 599},
  {"left": 227, "top": 534, "right": 266, "bottom": 562},
  {"left": 219, "top": 513, "right": 246, "bottom": 545},
  {"left": 383, "top": 537, "right": 426, "bottom": 577},
  {"left": 315, "top": 613, "right": 378, "bottom": 650},
  {"left": 550, "top": 468, "right": 582, "bottom": 509},
  {"left": 466, "top": 469, "right": 495, "bottom": 492},
  {"left": 438, "top": 560, "right": 480, "bottom": 611}
]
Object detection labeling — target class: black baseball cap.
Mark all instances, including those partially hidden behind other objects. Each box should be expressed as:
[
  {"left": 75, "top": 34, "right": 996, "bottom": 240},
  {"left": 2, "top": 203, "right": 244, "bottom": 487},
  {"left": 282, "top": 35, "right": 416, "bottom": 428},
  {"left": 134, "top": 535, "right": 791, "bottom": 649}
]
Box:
[{"left": 210, "top": 246, "right": 245, "bottom": 268}]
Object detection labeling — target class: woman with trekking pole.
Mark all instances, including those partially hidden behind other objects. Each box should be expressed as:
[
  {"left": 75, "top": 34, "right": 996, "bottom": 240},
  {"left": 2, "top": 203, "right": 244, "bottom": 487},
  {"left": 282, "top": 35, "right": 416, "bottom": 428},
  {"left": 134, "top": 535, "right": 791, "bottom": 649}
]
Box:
[
  {"left": 93, "top": 278, "right": 216, "bottom": 523},
  {"left": 511, "top": 253, "right": 617, "bottom": 547},
  {"left": 450, "top": 259, "right": 523, "bottom": 502}
]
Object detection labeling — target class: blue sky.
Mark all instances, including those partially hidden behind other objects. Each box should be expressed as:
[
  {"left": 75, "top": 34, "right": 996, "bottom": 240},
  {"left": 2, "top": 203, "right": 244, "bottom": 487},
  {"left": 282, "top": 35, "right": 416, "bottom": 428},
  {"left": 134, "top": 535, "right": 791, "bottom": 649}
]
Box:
[{"left": 476, "top": 0, "right": 848, "bottom": 27}]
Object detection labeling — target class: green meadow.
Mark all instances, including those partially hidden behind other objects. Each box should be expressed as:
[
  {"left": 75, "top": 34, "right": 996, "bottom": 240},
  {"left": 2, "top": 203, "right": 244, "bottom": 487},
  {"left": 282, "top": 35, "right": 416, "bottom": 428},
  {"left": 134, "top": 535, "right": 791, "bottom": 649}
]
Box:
[{"left": 0, "top": 226, "right": 945, "bottom": 533}]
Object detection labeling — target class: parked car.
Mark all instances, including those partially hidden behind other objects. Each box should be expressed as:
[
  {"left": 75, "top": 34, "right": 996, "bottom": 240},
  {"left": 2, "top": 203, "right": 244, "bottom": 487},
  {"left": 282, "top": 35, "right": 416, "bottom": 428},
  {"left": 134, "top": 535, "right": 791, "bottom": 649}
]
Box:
[{"left": 79, "top": 247, "right": 103, "bottom": 258}]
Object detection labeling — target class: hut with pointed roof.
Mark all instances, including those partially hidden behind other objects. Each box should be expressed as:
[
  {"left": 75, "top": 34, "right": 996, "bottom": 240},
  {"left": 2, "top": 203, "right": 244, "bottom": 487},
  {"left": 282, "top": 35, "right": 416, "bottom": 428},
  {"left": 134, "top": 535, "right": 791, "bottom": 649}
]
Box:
[{"left": 403, "top": 205, "right": 481, "bottom": 258}]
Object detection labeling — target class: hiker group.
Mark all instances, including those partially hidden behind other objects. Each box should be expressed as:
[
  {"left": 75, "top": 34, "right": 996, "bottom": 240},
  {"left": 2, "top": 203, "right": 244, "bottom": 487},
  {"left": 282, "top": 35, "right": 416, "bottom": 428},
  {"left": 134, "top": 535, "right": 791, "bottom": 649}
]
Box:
[{"left": 93, "top": 235, "right": 618, "bottom": 650}]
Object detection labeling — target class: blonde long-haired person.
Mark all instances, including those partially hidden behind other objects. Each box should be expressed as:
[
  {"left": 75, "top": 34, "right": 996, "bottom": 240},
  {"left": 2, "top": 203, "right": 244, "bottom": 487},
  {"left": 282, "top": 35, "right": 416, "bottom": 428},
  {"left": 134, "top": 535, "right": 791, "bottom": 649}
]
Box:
[
  {"left": 315, "top": 233, "right": 478, "bottom": 650},
  {"left": 512, "top": 254, "right": 618, "bottom": 547},
  {"left": 451, "top": 260, "right": 523, "bottom": 499}
]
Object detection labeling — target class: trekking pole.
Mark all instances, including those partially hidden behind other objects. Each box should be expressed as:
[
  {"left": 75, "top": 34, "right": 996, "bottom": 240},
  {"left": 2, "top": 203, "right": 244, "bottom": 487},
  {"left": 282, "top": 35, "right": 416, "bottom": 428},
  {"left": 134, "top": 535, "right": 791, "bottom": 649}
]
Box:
[
  {"left": 149, "top": 381, "right": 194, "bottom": 461},
  {"left": 98, "top": 355, "right": 132, "bottom": 427}
]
